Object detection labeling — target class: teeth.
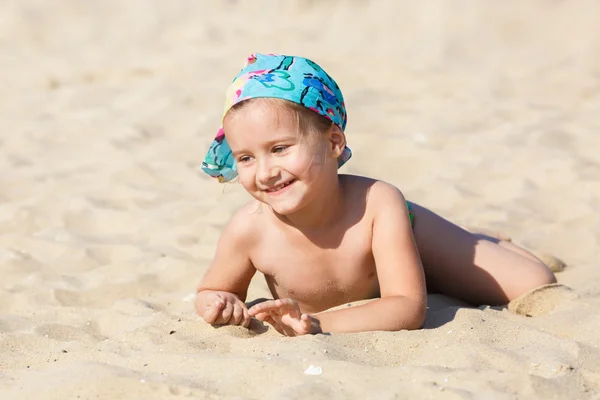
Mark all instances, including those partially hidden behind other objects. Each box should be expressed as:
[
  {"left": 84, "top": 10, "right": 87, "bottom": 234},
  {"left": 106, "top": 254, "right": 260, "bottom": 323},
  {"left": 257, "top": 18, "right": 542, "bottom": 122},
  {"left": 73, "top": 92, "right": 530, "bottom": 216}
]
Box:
[{"left": 267, "top": 181, "right": 291, "bottom": 192}]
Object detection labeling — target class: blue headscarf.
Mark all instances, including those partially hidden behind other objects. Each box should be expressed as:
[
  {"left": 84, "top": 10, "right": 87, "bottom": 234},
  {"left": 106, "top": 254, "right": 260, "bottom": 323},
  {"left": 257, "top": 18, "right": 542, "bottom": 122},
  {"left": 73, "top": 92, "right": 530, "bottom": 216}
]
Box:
[{"left": 201, "top": 53, "right": 351, "bottom": 182}]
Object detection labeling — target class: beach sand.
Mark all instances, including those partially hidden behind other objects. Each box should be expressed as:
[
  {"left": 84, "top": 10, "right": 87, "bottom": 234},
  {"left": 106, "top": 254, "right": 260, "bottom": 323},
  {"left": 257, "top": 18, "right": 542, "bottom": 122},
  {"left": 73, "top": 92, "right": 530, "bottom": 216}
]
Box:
[{"left": 1, "top": 1, "right": 599, "bottom": 398}]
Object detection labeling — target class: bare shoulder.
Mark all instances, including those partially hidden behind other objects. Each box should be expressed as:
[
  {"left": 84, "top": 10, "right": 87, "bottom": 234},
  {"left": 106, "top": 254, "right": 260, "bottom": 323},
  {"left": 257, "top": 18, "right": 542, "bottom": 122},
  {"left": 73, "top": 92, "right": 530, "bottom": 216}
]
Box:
[
  {"left": 220, "top": 200, "right": 267, "bottom": 247},
  {"left": 340, "top": 174, "right": 406, "bottom": 211},
  {"left": 198, "top": 200, "right": 266, "bottom": 295}
]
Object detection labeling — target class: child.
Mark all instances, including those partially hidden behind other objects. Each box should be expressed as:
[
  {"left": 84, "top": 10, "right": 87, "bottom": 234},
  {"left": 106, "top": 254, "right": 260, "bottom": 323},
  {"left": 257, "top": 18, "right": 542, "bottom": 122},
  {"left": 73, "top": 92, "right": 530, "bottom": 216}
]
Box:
[{"left": 195, "top": 53, "right": 556, "bottom": 336}]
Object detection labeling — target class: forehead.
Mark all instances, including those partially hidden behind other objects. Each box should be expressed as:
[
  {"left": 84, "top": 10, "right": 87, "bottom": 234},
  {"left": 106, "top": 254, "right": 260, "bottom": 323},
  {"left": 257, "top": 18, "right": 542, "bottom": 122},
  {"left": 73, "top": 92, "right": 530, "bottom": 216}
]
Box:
[{"left": 223, "top": 101, "right": 300, "bottom": 146}]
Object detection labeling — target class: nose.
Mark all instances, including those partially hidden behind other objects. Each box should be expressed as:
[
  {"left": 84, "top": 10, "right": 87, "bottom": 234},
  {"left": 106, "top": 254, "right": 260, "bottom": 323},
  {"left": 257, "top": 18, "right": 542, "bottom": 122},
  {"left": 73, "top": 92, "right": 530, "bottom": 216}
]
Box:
[{"left": 256, "top": 156, "right": 279, "bottom": 184}]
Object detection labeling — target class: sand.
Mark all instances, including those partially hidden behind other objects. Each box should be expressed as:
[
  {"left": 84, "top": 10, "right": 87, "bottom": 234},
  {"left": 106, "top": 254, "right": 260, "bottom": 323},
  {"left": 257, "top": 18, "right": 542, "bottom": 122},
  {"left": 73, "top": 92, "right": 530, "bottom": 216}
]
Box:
[{"left": 1, "top": 1, "right": 600, "bottom": 398}]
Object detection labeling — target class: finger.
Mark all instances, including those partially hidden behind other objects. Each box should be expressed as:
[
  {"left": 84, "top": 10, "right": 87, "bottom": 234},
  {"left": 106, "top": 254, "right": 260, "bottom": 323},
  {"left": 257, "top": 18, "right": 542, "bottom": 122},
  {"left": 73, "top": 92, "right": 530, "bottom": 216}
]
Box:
[
  {"left": 250, "top": 298, "right": 296, "bottom": 314},
  {"left": 253, "top": 312, "right": 270, "bottom": 322},
  {"left": 255, "top": 313, "right": 280, "bottom": 331},
  {"left": 249, "top": 299, "right": 296, "bottom": 317},
  {"left": 231, "top": 304, "right": 244, "bottom": 326},
  {"left": 299, "top": 313, "right": 312, "bottom": 334},
  {"left": 276, "top": 298, "right": 294, "bottom": 307},
  {"left": 248, "top": 300, "right": 279, "bottom": 316},
  {"left": 271, "top": 314, "right": 295, "bottom": 336},
  {"left": 282, "top": 313, "right": 311, "bottom": 335},
  {"left": 281, "top": 323, "right": 297, "bottom": 337},
  {"left": 274, "top": 298, "right": 301, "bottom": 318},
  {"left": 264, "top": 316, "right": 286, "bottom": 335},
  {"left": 270, "top": 314, "right": 295, "bottom": 337},
  {"left": 264, "top": 314, "right": 278, "bottom": 326},
  {"left": 220, "top": 301, "right": 234, "bottom": 324},
  {"left": 203, "top": 301, "right": 224, "bottom": 324},
  {"left": 241, "top": 307, "right": 251, "bottom": 328},
  {"left": 286, "top": 299, "right": 302, "bottom": 318},
  {"left": 279, "top": 323, "right": 292, "bottom": 337}
]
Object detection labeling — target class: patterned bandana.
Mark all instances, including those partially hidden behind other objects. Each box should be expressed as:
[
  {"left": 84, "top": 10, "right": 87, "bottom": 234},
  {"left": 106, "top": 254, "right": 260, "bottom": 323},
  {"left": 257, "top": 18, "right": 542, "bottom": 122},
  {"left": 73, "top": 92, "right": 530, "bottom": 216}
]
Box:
[{"left": 201, "top": 53, "right": 352, "bottom": 182}]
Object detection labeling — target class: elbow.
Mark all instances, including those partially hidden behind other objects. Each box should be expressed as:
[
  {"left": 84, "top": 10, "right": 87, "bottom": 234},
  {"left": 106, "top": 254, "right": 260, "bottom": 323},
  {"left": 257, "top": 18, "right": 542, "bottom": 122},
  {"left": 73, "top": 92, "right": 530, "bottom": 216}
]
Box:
[
  {"left": 406, "top": 298, "right": 427, "bottom": 330},
  {"left": 387, "top": 296, "right": 427, "bottom": 332}
]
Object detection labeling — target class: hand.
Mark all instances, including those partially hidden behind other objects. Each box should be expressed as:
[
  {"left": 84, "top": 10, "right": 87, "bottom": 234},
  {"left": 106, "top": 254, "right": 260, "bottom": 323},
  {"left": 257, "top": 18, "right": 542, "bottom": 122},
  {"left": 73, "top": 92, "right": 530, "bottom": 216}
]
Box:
[
  {"left": 248, "top": 298, "right": 321, "bottom": 336},
  {"left": 201, "top": 292, "right": 251, "bottom": 328}
]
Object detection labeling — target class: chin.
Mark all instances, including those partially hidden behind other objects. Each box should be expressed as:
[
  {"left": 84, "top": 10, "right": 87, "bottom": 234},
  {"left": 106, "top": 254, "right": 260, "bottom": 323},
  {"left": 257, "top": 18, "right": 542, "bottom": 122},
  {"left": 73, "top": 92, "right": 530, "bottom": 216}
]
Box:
[
  {"left": 254, "top": 185, "right": 313, "bottom": 216},
  {"left": 269, "top": 202, "right": 304, "bottom": 216},
  {"left": 264, "top": 193, "right": 311, "bottom": 215}
]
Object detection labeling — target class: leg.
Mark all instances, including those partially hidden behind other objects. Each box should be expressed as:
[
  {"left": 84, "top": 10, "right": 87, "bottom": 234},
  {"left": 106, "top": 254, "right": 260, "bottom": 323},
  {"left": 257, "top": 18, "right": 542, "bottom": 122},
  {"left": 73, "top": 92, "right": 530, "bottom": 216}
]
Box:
[
  {"left": 464, "top": 229, "right": 567, "bottom": 273},
  {"left": 467, "top": 230, "right": 542, "bottom": 263},
  {"left": 409, "top": 203, "right": 556, "bottom": 305}
]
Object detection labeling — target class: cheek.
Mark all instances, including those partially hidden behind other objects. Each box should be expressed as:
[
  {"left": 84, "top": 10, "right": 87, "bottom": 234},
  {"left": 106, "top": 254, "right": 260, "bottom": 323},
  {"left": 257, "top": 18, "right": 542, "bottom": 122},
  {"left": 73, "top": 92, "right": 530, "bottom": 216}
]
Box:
[
  {"left": 235, "top": 167, "right": 254, "bottom": 188},
  {"left": 294, "top": 139, "right": 327, "bottom": 165},
  {"left": 285, "top": 153, "right": 317, "bottom": 178},
  {"left": 291, "top": 156, "right": 328, "bottom": 186},
  {"left": 297, "top": 142, "right": 328, "bottom": 173}
]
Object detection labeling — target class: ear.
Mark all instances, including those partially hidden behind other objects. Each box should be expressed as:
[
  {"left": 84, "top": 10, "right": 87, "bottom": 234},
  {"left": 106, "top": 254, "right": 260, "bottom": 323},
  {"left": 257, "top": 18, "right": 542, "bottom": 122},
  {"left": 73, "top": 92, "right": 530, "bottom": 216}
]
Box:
[{"left": 328, "top": 125, "right": 346, "bottom": 159}]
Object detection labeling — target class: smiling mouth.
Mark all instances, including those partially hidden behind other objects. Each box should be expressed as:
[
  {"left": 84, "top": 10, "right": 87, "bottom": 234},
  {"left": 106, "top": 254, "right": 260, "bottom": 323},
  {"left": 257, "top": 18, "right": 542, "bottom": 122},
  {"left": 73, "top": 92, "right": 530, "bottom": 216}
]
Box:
[{"left": 265, "top": 179, "right": 296, "bottom": 193}]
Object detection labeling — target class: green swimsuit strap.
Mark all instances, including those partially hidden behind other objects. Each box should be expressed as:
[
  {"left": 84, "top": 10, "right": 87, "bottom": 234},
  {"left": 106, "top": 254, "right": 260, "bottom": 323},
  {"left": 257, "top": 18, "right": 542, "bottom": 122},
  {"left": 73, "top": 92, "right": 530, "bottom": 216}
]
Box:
[{"left": 406, "top": 202, "right": 415, "bottom": 227}]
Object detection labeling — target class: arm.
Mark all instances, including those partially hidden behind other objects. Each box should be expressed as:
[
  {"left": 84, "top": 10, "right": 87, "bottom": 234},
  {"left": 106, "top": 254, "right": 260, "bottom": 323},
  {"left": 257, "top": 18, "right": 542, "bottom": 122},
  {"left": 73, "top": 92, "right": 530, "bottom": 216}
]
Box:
[
  {"left": 314, "top": 183, "right": 427, "bottom": 333},
  {"left": 196, "top": 205, "right": 258, "bottom": 325}
]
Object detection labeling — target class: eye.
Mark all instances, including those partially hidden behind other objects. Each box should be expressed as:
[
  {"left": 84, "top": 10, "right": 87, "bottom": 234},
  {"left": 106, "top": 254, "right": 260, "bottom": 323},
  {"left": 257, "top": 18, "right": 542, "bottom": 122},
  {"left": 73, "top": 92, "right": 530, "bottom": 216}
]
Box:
[
  {"left": 272, "top": 145, "right": 289, "bottom": 154},
  {"left": 237, "top": 155, "right": 253, "bottom": 164}
]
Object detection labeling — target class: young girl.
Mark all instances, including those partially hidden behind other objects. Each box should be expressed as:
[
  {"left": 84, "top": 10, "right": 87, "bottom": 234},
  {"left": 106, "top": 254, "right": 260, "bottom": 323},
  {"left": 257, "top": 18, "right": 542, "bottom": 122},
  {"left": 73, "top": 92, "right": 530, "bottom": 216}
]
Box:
[{"left": 195, "top": 53, "right": 556, "bottom": 336}]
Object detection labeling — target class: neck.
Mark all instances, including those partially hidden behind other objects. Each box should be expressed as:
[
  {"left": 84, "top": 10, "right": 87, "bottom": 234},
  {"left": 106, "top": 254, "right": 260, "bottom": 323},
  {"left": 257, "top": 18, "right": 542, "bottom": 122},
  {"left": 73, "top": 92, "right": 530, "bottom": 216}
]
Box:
[{"left": 274, "top": 175, "right": 345, "bottom": 231}]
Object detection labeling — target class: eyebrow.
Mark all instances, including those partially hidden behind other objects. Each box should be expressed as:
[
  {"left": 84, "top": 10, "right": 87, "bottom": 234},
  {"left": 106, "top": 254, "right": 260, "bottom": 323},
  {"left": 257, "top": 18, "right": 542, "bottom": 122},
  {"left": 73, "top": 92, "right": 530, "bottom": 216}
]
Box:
[
  {"left": 263, "top": 136, "right": 297, "bottom": 146},
  {"left": 231, "top": 136, "right": 297, "bottom": 157}
]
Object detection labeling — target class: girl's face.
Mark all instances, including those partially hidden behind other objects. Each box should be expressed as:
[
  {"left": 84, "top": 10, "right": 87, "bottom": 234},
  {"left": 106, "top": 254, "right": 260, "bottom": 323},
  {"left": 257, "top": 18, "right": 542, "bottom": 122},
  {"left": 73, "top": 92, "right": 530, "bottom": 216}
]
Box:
[{"left": 223, "top": 101, "right": 342, "bottom": 216}]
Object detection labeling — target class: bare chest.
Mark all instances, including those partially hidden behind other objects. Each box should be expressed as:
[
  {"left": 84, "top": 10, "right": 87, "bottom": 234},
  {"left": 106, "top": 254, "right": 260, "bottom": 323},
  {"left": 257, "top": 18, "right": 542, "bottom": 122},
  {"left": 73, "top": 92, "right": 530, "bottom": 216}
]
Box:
[{"left": 251, "top": 225, "right": 378, "bottom": 313}]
